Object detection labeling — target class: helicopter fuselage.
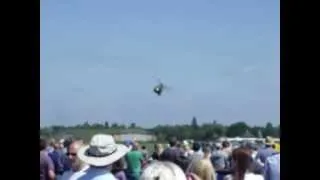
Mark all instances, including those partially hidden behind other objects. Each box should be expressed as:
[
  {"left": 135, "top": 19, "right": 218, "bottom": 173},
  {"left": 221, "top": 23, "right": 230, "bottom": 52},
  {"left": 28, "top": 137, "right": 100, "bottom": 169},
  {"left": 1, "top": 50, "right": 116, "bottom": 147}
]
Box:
[{"left": 153, "top": 83, "right": 164, "bottom": 96}]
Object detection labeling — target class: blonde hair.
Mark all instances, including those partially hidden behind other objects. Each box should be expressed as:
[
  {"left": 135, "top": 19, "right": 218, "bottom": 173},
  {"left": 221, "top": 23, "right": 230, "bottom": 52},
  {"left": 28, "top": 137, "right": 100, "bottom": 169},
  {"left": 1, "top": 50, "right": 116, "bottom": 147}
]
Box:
[
  {"left": 155, "top": 143, "right": 163, "bottom": 153},
  {"left": 191, "top": 159, "right": 216, "bottom": 180},
  {"left": 141, "top": 161, "right": 187, "bottom": 180}
]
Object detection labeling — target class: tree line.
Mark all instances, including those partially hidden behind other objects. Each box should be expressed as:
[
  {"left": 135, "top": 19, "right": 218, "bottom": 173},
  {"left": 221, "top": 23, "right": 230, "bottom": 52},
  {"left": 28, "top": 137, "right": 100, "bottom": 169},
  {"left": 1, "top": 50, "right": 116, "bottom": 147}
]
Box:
[{"left": 40, "top": 117, "right": 279, "bottom": 141}]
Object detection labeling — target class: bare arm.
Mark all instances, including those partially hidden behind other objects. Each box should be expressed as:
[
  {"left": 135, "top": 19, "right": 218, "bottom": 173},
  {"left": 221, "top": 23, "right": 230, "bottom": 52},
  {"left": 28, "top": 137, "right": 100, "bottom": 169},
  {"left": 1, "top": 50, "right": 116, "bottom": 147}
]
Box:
[
  {"left": 47, "top": 156, "right": 56, "bottom": 180},
  {"left": 48, "top": 170, "right": 55, "bottom": 180}
]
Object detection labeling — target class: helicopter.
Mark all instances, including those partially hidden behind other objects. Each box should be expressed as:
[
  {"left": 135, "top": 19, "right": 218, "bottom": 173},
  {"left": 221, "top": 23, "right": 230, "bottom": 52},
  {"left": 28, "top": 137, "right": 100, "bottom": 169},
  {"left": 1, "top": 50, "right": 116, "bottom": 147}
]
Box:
[{"left": 153, "top": 80, "right": 170, "bottom": 96}]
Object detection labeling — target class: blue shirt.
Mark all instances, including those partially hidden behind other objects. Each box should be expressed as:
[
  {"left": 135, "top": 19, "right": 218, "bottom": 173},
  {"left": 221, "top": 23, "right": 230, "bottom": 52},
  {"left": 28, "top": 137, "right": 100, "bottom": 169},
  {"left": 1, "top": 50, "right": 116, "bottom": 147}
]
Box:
[
  {"left": 49, "top": 149, "right": 69, "bottom": 175},
  {"left": 73, "top": 167, "right": 117, "bottom": 180},
  {"left": 256, "top": 147, "right": 276, "bottom": 164},
  {"left": 49, "top": 150, "right": 64, "bottom": 175},
  {"left": 264, "top": 154, "right": 280, "bottom": 180},
  {"left": 211, "top": 150, "right": 228, "bottom": 170}
]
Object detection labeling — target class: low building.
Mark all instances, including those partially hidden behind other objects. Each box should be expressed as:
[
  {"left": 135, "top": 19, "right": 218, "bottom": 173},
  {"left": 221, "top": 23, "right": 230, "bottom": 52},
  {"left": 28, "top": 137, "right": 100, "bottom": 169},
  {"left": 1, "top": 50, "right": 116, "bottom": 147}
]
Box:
[{"left": 113, "top": 129, "right": 157, "bottom": 142}]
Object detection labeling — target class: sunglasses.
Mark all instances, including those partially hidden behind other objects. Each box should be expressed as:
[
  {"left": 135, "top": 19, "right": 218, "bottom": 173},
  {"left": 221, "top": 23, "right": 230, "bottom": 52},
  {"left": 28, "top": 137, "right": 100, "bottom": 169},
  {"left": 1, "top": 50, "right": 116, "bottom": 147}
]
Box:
[{"left": 67, "top": 152, "right": 77, "bottom": 156}]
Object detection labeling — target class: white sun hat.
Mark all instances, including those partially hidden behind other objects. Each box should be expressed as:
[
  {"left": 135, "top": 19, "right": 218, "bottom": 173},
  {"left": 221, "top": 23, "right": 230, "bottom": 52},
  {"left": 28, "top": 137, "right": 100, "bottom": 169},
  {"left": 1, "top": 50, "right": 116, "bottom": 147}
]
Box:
[{"left": 77, "top": 134, "right": 130, "bottom": 167}]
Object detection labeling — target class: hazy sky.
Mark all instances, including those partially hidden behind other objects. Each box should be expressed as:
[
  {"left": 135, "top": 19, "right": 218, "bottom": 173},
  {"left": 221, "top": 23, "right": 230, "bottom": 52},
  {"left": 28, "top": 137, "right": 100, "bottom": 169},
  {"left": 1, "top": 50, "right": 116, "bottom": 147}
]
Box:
[{"left": 41, "top": 0, "right": 279, "bottom": 127}]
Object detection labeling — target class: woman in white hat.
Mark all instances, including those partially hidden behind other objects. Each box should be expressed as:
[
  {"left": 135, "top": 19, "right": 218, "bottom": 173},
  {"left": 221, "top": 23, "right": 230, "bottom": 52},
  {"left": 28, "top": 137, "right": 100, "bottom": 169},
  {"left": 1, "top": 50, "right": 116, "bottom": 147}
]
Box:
[{"left": 71, "top": 134, "right": 130, "bottom": 180}]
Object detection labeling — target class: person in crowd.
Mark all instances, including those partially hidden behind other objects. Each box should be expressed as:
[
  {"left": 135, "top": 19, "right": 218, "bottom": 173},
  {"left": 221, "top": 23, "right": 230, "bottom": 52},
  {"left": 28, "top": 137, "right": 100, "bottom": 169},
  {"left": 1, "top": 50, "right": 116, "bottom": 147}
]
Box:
[
  {"left": 186, "top": 173, "right": 202, "bottom": 180},
  {"left": 222, "top": 141, "right": 232, "bottom": 169},
  {"left": 125, "top": 142, "right": 144, "bottom": 180},
  {"left": 63, "top": 137, "right": 74, "bottom": 150},
  {"left": 125, "top": 140, "right": 134, "bottom": 150},
  {"left": 40, "top": 138, "right": 56, "bottom": 180},
  {"left": 202, "top": 146, "right": 212, "bottom": 160},
  {"left": 141, "top": 145, "right": 149, "bottom": 167},
  {"left": 48, "top": 142, "right": 66, "bottom": 178},
  {"left": 140, "top": 161, "right": 188, "bottom": 180},
  {"left": 192, "top": 159, "right": 216, "bottom": 180},
  {"left": 47, "top": 138, "right": 56, "bottom": 153},
  {"left": 59, "top": 139, "right": 67, "bottom": 153},
  {"left": 161, "top": 137, "right": 189, "bottom": 171},
  {"left": 244, "top": 143, "right": 264, "bottom": 175},
  {"left": 123, "top": 140, "right": 134, "bottom": 169},
  {"left": 160, "top": 137, "right": 184, "bottom": 163},
  {"left": 141, "top": 145, "right": 149, "bottom": 160},
  {"left": 248, "top": 143, "right": 258, "bottom": 159},
  {"left": 264, "top": 153, "right": 280, "bottom": 180},
  {"left": 111, "top": 158, "right": 127, "bottom": 180},
  {"left": 59, "top": 138, "right": 71, "bottom": 171},
  {"left": 182, "top": 140, "right": 194, "bottom": 157},
  {"left": 211, "top": 143, "right": 228, "bottom": 170},
  {"left": 177, "top": 141, "right": 182, "bottom": 149},
  {"left": 255, "top": 141, "right": 276, "bottom": 165},
  {"left": 60, "top": 140, "right": 88, "bottom": 180},
  {"left": 177, "top": 141, "right": 185, "bottom": 156},
  {"left": 151, "top": 143, "right": 163, "bottom": 161},
  {"left": 74, "top": 134, "right": 130, "bottom": 180},
  {"left": 222, "top": 141, "right": 232, "bottom": 156},
  {"left": 194, "top": 141, "right": 204, "bottom": 156},
  {"left": 191, "top": 146, "right": 216, "bottom": 180},
  {"left": 273, "top": 143, "right": 280, "bottom": 153},
  {"left": 224, "top": 148, "right": 263, "bottom": 180},
  {"left": 62, "top": 136, "right": 75, "bottom": 171},
  {"left": 186, "top": 142, "right": 204, "bottom": 173}
]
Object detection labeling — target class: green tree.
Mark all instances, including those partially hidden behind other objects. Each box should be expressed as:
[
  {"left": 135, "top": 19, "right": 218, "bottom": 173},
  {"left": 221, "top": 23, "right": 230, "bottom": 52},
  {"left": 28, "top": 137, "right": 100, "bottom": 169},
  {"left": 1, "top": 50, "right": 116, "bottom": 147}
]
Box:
[
  {"left": 263, "top": 122, "right": 275, "bottom": 137},
  {"left": 118, "top": 124, "right": 127, "bottom": 129},
  {"left": 250, "top": 126, "right": 264, "bottom": 137},
  {"left": 130, "top": 122, "right": 136, "bottom": 128},
  {"left": 272, "top": 124, "right": 280, "bottom": 137},
  {"left": 40, "top": 120, "right": 282, "bottom": 141},
  {"left": 226, "top": 122, "right": 249, "bottom": 137},
  {"left": 191, "top": 116, "right": 198, "bottom": 129},
  {"left": 111, "top": 123, "right": 119, "bottom": 128},
  {"left": 91, "top": 123, "right": 104, "bottom": 129},
  {"left": 104, "top": 121, "right": 109, "bottom": 128},
  {"left": 82, "top": 121, "right": 90, "bottom": 128}
]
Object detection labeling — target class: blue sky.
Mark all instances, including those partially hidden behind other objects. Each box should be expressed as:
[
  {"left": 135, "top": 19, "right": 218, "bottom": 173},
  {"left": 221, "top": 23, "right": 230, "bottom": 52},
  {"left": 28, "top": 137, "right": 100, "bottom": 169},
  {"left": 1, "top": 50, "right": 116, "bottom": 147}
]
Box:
[{"left": 41, "top": 0, "right": 279, "bottom": 127}]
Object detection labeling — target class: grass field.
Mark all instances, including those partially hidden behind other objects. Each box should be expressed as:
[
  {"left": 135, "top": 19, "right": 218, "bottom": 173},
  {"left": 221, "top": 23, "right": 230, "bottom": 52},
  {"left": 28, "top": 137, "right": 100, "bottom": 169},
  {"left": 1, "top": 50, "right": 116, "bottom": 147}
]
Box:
[{"left": 139, "top": 142, "right": 155, "bottom": 152}]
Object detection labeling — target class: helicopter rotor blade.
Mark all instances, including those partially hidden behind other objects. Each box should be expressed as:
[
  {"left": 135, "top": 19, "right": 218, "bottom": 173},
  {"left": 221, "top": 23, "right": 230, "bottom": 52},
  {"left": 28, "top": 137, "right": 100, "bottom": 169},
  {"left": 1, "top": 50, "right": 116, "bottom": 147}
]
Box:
[
  {"left": 163, "top": 84, "right": 172, "bottom": 91},
  {"left": 152, "top": 75, "right": 162, "bottom": 84}
]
